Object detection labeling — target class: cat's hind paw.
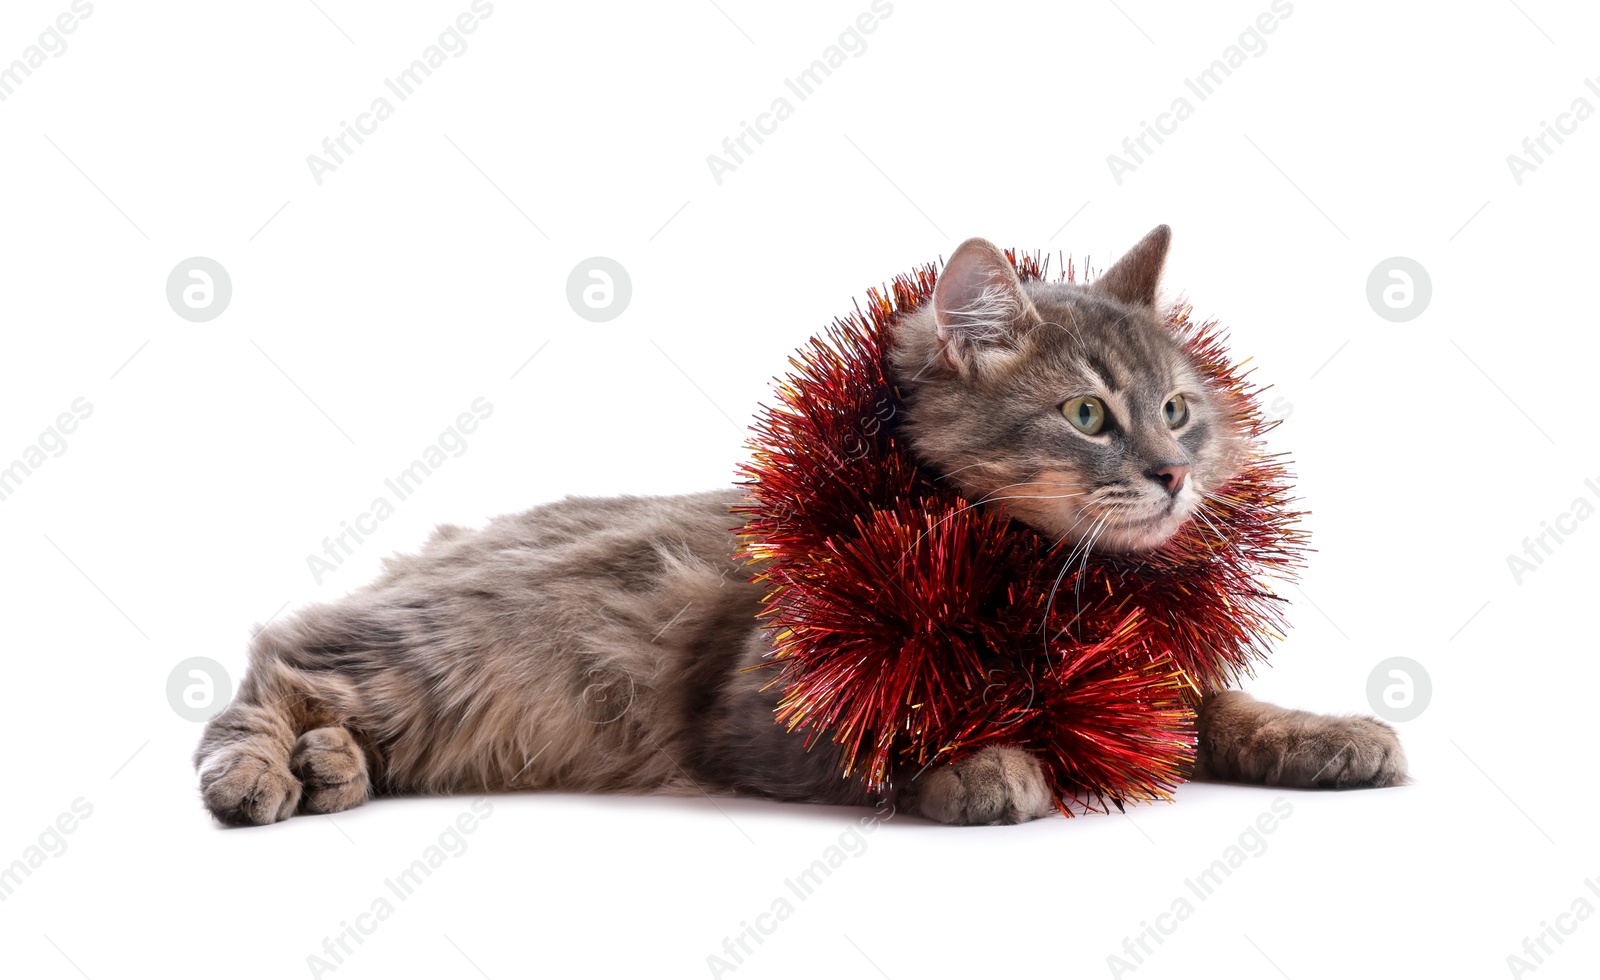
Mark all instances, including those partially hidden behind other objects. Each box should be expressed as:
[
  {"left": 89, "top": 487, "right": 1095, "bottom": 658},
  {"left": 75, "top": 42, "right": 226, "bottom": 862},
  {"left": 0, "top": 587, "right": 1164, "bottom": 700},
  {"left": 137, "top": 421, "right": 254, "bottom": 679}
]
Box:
[
  {"left": 198, "top": 748, "right": 302, "bottom": 826},
  {"left": 291, "top": 727, "right": 371, "bottom": 815}
]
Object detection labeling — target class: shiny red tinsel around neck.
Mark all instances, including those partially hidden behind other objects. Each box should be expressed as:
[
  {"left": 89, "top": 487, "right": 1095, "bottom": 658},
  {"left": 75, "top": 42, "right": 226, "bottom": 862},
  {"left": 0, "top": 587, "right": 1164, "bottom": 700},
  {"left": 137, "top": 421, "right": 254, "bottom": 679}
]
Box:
[{"left": 734, "top": 253, "right": 1307, "bottom": 812}]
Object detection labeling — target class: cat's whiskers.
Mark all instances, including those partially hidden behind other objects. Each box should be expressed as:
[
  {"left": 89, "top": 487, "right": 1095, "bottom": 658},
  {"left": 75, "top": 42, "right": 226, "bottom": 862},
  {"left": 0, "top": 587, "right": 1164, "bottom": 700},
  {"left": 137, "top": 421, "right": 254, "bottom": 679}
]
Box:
[
  {"left": 1041, "top": 510, "right": 1109, "bottom": 647},
  {"left": 1072, "top": 513, "right": 1114, "bottom": 622},
  {"left": 1191, "top": 502, "right": 1225, "bottom": 556},
  {"left": 980, "top": 491, "right": 1089, "bottom": 504},
  {"left": 935, "top": 460, "right": 1001, "bottom": 482},
  {"left": 1037, "top": 510, "right": 1101, "bottom": 628},
  {"left": 1066, "top": 512, "right": 1110, "bottom": 635},
  {"left": 976, "top": 479, "right": 1083, "bottom": 497},
  {"left": 890, "top": 480, "right": 1084, "bottom": 576}
]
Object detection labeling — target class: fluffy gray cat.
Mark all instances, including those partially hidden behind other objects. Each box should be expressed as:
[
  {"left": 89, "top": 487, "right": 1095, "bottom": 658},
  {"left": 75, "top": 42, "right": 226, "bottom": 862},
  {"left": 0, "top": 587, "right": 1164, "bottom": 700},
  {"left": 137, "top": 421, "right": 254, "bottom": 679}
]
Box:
[{"left": 195, "top": 226, "right": 1407, "bottom": 827}]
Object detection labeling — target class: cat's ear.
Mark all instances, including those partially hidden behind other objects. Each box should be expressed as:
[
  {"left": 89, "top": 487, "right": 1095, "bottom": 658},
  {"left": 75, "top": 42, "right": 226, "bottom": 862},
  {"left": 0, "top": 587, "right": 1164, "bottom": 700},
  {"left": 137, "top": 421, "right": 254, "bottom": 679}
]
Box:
[
  {"left": 933, "top": 237, "right": 1039, "bottom": 374},
  {"left": 1092, "top": 224, "right": 1171, "bottom": 308}
]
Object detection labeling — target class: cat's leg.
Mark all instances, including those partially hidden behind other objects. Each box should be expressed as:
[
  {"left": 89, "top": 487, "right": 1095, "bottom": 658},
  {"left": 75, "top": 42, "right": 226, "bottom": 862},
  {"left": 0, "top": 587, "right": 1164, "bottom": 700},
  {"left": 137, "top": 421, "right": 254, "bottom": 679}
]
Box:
[
  {"left": 194, "top": 684, "right": 303, "bottom": 826},
  {"left": 1193, "top": 690, "right": 1408, "bottom": 788},
  {"left": 194, "top": 610, "right": 375, "bottom": 826},
  {"left": 704, "top": 632, "right": 1056, "bottom": 825}
]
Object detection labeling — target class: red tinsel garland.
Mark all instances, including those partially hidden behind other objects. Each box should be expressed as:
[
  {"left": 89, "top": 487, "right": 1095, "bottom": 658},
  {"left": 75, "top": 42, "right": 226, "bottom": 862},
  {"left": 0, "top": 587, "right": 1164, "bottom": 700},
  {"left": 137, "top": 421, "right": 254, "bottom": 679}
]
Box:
[{"left": 734, "top": 253, "right": 1307, "bottom": 814}]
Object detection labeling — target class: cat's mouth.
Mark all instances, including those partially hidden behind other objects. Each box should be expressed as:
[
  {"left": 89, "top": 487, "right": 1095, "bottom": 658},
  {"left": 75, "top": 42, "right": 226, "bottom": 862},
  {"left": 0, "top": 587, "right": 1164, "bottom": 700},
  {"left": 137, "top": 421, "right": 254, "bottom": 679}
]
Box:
[{"left": 1085, "top": 496, "right": 1199, "bottom": 554}]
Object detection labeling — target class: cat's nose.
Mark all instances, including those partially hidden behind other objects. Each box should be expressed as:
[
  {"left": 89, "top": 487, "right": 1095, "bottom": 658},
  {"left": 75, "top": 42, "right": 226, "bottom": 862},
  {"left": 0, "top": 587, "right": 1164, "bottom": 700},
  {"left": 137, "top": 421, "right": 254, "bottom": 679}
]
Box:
[{"left": 1150, "top": 463, "right": 1190, "bottom": 497}]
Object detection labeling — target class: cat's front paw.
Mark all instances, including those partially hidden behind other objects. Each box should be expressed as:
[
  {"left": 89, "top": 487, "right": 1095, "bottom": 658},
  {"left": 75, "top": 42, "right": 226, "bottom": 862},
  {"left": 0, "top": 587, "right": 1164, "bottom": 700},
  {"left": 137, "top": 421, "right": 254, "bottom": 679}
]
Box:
[
  {"left": 914, "top": 745, "right": 1054, "bottom": 826},
  {"left": 1286, "top": 714, "right": 1410, "bottom": 789},
  {"left": 1197, "top": 691, "right": 1410, "bottom": 789}
]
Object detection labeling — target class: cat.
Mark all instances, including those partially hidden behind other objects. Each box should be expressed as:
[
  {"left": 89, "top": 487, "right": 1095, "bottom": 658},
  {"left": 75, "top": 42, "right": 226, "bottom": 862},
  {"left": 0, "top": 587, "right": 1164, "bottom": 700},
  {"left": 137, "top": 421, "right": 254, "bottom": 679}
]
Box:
[{"left": 194, "top": 225, "right": 1407, "bottom": 827}]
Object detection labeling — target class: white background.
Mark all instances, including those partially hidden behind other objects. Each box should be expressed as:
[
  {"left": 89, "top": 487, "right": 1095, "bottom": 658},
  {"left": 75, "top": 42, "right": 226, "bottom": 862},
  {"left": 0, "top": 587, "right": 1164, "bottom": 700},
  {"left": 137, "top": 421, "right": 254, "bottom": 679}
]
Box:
[{"left": 1, "top": 1, "right": 1596, "bottom": 978}]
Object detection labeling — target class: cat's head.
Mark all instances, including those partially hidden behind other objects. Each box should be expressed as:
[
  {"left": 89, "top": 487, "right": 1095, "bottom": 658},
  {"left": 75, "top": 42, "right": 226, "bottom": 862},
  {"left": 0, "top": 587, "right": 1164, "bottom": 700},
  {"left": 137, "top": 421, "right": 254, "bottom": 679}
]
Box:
[{"left": 888, "top": 226, "right": 1248, "bottom": 554}]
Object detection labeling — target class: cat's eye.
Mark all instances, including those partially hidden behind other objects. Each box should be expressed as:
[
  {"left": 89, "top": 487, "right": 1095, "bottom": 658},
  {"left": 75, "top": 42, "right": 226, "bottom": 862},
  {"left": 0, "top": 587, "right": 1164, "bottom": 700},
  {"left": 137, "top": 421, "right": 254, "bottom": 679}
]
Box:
[
  {"left": 1163, "top": 394, "right": 1189, "bottom": 429},
  {"left": 1061, "top": 396, "right": 1107, "bottom": 435}
]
